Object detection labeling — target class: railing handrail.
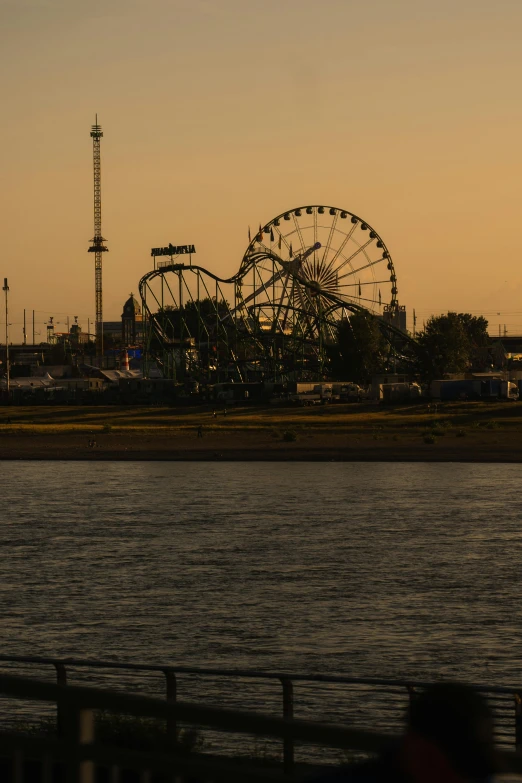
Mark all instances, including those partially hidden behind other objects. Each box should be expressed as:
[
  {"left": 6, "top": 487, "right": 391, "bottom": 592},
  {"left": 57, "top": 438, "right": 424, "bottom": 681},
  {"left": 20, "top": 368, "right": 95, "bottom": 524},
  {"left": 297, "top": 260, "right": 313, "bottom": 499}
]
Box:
[
  {"left": 0, "top": 653, "right": 519, "bottom": 696},
  {"left": 0, "top": 673, "right": 393, "bottom": 753},
  {"left": 1, "top": 673, "right": 522, "bottom": 779},
  {"left": 2, "top": 672, "right": 522, "bottom": 780}
]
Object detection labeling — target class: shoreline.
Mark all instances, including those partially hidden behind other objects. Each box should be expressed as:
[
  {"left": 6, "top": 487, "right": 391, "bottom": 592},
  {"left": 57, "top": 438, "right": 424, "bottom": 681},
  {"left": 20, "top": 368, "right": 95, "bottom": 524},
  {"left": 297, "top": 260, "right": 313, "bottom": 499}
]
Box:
[
  {"left": 0, "top": 401, "right": 520, "bottom": 463},
  {"left": 1, "top": 432, "right": 521, "bottom": 462}
]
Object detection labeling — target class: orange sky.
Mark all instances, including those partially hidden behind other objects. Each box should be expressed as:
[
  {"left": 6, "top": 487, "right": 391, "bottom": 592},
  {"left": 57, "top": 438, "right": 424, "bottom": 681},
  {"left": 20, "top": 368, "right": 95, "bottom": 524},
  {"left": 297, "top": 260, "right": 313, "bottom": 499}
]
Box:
[{"left": 2, "top": 0, "right": 522, "bottom": 341}]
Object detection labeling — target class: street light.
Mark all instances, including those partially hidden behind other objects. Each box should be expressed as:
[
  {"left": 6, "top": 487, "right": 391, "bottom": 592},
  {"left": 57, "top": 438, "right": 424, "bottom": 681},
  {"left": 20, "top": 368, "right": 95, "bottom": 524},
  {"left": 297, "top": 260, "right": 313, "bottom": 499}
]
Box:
[{"left": 2, "top": 278, "right": 9, "bottom": 397}]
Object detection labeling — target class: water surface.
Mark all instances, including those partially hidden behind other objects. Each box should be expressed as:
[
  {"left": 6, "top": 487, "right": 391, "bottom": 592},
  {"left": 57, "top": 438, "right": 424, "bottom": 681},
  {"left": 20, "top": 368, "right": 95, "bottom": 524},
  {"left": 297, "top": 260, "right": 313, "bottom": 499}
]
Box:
[{"left": 1, "top": 461, "right": 521, "bottom": 739}]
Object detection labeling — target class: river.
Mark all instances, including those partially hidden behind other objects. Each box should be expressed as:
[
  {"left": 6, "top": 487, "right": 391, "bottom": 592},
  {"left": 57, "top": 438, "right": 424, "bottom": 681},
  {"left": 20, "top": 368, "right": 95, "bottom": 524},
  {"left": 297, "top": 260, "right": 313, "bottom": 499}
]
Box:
[{"left": 1, "top": 461, "right": 521, "bottom": 749}]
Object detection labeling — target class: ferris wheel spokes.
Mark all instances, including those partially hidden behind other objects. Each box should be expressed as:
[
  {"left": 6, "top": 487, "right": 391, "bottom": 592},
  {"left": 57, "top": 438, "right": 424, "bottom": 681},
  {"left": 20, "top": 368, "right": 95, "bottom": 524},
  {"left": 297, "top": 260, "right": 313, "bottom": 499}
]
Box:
[
  {"left": 337, "top": 255, "right": 388, "bottom": 283},
  {"left": 320, "top": 219, "right": 360, "bottom": 278},
  {"left": 292, "top": 212, "right": 306, "bottom": 253},
  {"left": 319, "top": 210, "right": 339, "bottom": 276},
  {"left": 333, "top": 238, "right": 376, "bottom": 276},
  {"left": 238, "top": 204, "right": 399, "bottom": 355}
]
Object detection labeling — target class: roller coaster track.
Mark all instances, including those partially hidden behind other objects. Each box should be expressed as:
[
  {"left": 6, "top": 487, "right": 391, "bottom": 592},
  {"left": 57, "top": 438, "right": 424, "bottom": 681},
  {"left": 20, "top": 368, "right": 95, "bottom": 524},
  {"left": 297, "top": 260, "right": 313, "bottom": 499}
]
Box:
[{"left": 138, "top": 248, "right": 423, "bottom": 380}]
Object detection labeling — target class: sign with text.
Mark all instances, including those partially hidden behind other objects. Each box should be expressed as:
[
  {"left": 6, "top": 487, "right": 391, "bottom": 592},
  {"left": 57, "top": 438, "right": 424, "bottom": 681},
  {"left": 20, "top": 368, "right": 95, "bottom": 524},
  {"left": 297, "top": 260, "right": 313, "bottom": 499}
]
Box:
[{"left": 151, "top": 244, "right": 196, "bottom": 257}]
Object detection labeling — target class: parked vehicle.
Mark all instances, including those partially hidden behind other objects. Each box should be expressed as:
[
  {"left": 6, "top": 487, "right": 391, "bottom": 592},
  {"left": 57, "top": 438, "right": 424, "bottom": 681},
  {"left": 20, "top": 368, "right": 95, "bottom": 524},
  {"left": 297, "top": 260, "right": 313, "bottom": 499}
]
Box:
[
  {"left": 430, "top": 379, "right": 482, "bottom": 401},
  {"left": 288, "top": 383, "right": 333, "bottom": 406},
  {"left": 430, "top": 379, "right": 519, "bottom": 401},
  {"left": 482, "top": 380, "right": 518, "bottom": 401},
  {"left": 331, "top": 382, "right": 366, "bottom": 402},
  {"left": 379, "top": 382, "right": 422, "bottom": 404},
  {"left": 213, "top": 382, "right": 265, "bottom": 402}
]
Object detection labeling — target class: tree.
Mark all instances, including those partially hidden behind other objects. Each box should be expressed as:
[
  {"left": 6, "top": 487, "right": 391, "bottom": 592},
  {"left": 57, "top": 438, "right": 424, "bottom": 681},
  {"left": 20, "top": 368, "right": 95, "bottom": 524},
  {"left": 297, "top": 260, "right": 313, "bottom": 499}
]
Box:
[
  {"left": 455, "top": 313, "right": 489, "bottom": 348},
  {"left": 417, "top": 312, "right": 489, "bottom": 379},
  {"left": 152, "top": 297, "right": 231, "bottom": 340},
  {"left": 330, "top": 311, "right": 388, "bottom": 383}
]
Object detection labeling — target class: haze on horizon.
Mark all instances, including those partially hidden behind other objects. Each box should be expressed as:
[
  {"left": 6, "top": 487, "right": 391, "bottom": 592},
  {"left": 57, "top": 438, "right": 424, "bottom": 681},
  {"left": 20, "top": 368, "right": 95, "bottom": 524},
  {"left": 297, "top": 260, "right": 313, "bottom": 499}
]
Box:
[{"left": 1, "top": 0, "right": 521, "bottom": 341}]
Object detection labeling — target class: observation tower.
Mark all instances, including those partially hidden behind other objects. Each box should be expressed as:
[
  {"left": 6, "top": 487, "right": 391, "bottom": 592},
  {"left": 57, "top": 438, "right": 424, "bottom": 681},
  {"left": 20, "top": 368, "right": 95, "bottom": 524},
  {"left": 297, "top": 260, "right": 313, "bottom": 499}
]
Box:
[{"left": 87, "top": 115, "right": 108, "bottom": 357}]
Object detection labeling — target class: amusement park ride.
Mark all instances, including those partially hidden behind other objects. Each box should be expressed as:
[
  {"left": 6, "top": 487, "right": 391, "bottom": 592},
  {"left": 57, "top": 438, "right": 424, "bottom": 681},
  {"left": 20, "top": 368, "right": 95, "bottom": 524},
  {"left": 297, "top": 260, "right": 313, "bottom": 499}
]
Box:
[{"left": 138, "top": 205, "right": 418, "bottom": 382}]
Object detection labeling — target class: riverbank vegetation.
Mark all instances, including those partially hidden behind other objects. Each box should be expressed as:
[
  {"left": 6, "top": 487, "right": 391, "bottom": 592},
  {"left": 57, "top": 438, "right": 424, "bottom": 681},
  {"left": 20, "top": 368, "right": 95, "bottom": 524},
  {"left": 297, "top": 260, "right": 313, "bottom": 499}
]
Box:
[{"left": 0, "top": 400, "right": 520, "bottom": 437}]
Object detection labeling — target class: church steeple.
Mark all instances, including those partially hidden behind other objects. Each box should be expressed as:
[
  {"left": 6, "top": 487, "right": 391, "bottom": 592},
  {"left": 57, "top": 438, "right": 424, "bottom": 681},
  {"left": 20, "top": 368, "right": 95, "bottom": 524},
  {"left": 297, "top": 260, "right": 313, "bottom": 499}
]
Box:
[{"left": 121, "top": 293, "right": 143, "bottom": 346}]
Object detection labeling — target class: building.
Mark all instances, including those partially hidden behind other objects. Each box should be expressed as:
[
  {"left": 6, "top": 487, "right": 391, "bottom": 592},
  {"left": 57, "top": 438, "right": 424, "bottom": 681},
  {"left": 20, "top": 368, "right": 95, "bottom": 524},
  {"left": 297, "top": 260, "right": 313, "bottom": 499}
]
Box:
[
  {"left": 121, "top": 293, "right": 144, "bottom": 346},
  {"left": 381, "top": 304, "right": 407, "bottom": 333},
  {"left": 69, "top": 323, "right": 90, "bottom": 345},
  {"left": 490, "top": 336, "right": 522, "bottom": 364},
  {"left": 102, "top": 321, "right": 123, "bottom": 342}
]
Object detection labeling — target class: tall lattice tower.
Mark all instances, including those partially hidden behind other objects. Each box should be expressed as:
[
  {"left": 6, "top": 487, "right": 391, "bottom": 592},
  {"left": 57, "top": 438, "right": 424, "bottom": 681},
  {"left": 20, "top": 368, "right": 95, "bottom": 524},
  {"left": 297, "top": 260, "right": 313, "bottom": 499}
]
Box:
[{"left": 88, "top": 115, "right": 108, "bottom": 357}]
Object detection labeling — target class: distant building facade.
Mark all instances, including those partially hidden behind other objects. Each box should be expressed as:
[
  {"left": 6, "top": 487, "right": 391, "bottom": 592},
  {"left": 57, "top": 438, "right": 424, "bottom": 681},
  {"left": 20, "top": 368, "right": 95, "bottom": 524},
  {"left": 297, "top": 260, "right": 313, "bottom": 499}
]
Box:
[
  {"left": 101, "top": 294, "right": 145, "bottom": 348},
  {"left": 381, "top": 304, "right": 407, "bottom": 333},
  {"left": 102, "top": 322, "right": 123, "bottom": 342},
  {"left": 121, "top": 293, "right": 144, "bottom": 346}
]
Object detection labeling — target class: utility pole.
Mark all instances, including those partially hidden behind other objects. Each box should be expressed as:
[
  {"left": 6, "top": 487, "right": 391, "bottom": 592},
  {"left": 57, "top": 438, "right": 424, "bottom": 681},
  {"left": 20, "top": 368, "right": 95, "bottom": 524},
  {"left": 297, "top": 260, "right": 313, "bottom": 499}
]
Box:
[
  {"left": 88, "top": 115, "right": 108, "bottom": 360},
  {"left": 32, "top": 310, "right": 35, "bottom": 345},
  {"left": 3, "top": 279, "right": 9, "bottom": 397}
]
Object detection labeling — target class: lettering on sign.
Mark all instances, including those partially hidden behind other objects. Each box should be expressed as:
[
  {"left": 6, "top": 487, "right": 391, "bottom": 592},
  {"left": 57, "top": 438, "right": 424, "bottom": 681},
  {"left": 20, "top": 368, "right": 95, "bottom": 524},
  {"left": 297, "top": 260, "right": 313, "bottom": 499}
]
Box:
[{"left": 151, "top": 244, "right": 196, "bottom": 257}]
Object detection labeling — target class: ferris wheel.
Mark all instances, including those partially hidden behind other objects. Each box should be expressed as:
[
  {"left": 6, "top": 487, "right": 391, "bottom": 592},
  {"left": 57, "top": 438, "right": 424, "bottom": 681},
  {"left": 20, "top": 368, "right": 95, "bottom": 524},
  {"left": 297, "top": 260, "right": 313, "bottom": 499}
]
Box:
[
  {"left": 234, "top": 205, "right": 398, "bottom": 343},
  {"left": 139, "top": 203, "right": 411, "bottom": 382}
]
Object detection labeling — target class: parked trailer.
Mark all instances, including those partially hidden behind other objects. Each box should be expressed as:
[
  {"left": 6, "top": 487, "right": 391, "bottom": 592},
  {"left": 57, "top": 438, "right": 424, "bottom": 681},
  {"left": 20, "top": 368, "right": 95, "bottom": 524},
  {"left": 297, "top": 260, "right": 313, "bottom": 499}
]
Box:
[
  {"left": 287, "top": 382, "right": 332, "bottom": 396},
  {"left": 331, "top": 382, "right": 366, "bottom": 402},
  {"left": 437, "top": 380, "right": 482, "bottom": 401},
  {"left": 379, "top": 382, "right": 422, "bottom": 404},
  {"left": 430, "top": 379, "right": 519, "bottom": 401},
  {"left": 288, "top": 383, "right": 333, "bottom": 406},
  {"left": 213, "top": 382, "right": 265, "bottom": 402},
  {"left": 484, "top": 380, "right": 519, "bottom": 400}
]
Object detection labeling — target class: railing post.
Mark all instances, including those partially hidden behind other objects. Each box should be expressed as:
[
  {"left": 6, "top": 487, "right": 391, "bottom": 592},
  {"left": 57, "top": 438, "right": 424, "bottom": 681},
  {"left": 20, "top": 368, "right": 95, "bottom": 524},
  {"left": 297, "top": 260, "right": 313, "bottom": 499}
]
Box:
[
  {"left": 12, "top": 747, "right": 23, "bottom": 783},
  {"left": 164, "top": 670, "right": 177, "bottom": 745},
  {"left": 55, "top": 663, "right": 67, "bottom": 736},
  {"left": 64, "top": 705, "right": 95, "bottom": 783},
  {"left": 515, "top": 693, "right": 522, "bottom": 750},
  {"left": 42, "top": 754, "right": 53, "bottom": 783},
  {"left": 281, "top": 677, "right": 294, "bottom": 775},
  {"left": 406, "top": 685, "right": 416, "bottom": 721}
]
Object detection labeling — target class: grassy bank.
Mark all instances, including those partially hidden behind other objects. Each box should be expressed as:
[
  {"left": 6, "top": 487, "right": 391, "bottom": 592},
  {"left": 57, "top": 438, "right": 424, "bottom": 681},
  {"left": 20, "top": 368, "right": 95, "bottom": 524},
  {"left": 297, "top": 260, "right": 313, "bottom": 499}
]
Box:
[
  {"left": 0, "top": 400, "right": 519, "bottom": 461},
  {"left": 0, "top": 400, "right": 520, "bottom": 438}
]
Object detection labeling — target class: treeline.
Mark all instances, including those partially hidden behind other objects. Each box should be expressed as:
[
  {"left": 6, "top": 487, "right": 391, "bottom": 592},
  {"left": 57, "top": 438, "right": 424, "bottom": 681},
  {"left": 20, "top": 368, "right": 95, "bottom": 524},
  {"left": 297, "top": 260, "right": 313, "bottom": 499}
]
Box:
[
  {"left": 152, "top": 298, "right": 230, "bottom": 339},
  {"left": 330, "top": 311, "right": 492, "bottom": 384},
  {"left": 150, "top": 298, "right": 495, "bottom": 383}
]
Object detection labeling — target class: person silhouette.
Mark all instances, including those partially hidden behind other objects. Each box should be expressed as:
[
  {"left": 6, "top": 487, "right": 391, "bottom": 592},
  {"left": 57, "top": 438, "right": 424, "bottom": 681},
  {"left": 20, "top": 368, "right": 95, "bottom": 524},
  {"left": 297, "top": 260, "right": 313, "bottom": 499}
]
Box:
[{"left": 313, "top": 682, "right": 499, "bottom": 782}]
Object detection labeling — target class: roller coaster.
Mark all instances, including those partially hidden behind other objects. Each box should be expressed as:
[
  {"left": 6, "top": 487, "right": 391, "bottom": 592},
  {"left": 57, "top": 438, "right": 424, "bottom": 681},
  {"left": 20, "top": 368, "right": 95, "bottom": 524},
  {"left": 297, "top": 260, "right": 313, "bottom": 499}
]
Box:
[{"left": 138, "top": 205, "right": 419, "bottom": 382}]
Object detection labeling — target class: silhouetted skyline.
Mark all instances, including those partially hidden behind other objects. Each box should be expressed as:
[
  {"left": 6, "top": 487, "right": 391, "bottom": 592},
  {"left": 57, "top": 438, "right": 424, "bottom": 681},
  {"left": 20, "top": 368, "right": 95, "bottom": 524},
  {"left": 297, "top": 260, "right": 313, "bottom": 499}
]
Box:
[{"left": 2, "top": 0, "right": 522, "bottom": 339}]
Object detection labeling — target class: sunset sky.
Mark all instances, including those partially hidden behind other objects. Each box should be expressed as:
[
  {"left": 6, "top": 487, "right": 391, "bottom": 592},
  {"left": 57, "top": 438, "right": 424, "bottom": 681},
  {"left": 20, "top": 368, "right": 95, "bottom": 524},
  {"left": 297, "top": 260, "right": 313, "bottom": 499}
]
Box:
[{"left": 2, "top": 0, "right": 522, "bottom": 341}]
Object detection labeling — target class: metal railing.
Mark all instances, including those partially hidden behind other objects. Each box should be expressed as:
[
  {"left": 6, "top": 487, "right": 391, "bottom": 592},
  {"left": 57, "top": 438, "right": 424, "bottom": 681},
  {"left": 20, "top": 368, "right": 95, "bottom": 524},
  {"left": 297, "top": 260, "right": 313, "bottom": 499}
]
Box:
[
  {"left": 2, "top": 655, "right": 522, "bottom": 771},
  {"left": 1, "top": 673, "right": 522, "bottom": 783},
  {"left": 0, "top": 673, "right": 395, "bottom": 782}
]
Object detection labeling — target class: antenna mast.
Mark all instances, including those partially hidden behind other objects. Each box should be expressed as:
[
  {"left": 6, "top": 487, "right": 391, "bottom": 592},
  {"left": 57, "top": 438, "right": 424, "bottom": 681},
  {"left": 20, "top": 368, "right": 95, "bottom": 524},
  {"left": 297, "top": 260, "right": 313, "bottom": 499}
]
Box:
[{"left": 88, "top": 114, "right": 108, "bottom": 358}]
